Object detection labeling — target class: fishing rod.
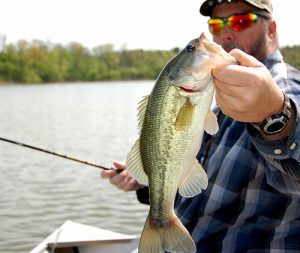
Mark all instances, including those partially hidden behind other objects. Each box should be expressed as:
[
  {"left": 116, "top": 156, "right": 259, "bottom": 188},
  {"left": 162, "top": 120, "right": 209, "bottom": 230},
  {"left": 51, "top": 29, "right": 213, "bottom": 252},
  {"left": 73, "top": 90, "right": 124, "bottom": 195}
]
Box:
[{"left": 0, "top": 137, "right": 119, "bottom": 172}]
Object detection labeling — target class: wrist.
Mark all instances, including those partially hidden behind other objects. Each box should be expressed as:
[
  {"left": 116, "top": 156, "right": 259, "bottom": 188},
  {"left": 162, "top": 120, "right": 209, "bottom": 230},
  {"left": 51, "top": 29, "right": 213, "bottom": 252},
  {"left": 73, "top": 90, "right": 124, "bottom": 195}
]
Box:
[{"left": 251, "top": 92, "right": 295, "bottom": 140}]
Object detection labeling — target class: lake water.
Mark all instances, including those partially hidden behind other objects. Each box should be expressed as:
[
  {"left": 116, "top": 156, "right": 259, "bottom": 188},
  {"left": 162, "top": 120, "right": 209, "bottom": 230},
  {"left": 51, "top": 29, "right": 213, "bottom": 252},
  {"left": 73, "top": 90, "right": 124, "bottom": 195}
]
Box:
[{"left": 0, "top": 81, "right": 154, "bottom": 253}]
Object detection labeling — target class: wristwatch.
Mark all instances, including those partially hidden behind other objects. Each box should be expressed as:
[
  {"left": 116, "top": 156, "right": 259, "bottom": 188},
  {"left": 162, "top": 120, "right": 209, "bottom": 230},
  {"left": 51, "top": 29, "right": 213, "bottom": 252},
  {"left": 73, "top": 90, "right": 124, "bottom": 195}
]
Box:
[{"left": 251, "top": 92, "right": 292, "bottom": 135}]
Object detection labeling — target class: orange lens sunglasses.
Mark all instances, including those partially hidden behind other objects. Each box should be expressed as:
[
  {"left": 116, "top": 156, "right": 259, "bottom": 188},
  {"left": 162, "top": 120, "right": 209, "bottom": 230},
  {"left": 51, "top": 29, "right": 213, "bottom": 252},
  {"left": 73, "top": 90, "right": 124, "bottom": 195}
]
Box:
[{"left": 208, "top": 12, "right": 267, "bottom": 36}]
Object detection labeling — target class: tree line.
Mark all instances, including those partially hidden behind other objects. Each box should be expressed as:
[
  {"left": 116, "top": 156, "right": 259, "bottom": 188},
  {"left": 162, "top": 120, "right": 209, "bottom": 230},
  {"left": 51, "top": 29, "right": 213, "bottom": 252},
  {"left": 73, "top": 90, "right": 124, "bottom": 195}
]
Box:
[
  {"left": 0, "top": 38, "right": 299, "bottom": 84},
  {"left": 280, "top": 45, "right": 300, "bottom": 72},
  {"left": 0, "top": 39, "right": 179, "bottom": 84}
]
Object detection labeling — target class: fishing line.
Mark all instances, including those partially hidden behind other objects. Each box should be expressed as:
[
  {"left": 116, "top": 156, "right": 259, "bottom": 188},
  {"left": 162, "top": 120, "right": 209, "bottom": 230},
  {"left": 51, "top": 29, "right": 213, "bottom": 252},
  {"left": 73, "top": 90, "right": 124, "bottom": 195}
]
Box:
[{"left": 0, "top": 137, "right": 119, "bottom": 172}]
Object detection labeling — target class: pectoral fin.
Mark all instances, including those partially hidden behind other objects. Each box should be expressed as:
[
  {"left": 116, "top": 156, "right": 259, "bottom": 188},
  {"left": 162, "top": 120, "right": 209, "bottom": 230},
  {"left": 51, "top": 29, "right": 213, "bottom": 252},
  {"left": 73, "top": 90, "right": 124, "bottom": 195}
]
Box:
[
  {"left": 178, "top": 160, "right": 208, "bottom": 197},
  {"left": 126, "top": 138, "right": 148, "bottom": 185},
  {"left": 175, "top": 100, "right": 195, "bottom": 131},
  {"left": 204, "top": 110, "right": 219, "bottom": 135}
]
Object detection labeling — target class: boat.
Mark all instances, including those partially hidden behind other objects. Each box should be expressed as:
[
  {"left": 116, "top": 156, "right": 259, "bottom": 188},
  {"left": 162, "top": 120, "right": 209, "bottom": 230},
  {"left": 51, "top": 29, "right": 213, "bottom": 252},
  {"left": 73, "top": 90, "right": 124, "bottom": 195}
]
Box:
[{"left": 30, "top": 220, "right": 139, "bottom": 253}]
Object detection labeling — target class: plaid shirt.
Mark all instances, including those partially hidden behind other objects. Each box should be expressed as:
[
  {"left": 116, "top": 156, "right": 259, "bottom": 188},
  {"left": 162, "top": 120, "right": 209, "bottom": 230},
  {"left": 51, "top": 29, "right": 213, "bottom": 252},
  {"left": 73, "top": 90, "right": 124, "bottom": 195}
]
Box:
[{"left": 175, "top": 50, "right": 300, "bottom": 253}]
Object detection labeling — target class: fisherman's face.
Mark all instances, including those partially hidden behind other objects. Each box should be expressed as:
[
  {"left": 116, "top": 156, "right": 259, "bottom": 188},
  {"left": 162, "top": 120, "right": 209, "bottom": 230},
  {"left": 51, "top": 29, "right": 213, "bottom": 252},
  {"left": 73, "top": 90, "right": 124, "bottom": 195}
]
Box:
[{"left": 211, "top": 2, "right": 270, "bottom": 62}]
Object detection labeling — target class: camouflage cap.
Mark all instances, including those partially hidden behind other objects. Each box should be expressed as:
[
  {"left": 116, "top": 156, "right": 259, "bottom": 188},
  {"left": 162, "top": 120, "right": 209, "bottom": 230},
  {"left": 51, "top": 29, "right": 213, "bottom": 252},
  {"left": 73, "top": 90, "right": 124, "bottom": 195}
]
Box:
[{"left": 200, "top": 0, "right": 273, "bottom": 17}]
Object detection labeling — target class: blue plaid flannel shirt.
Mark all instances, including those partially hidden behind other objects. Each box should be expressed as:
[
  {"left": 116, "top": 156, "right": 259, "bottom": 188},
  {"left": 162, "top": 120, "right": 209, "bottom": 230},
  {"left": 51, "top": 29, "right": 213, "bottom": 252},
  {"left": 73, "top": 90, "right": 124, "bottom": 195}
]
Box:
[{"left": 175, "top": 50, "right": 300, "bottom": 253}]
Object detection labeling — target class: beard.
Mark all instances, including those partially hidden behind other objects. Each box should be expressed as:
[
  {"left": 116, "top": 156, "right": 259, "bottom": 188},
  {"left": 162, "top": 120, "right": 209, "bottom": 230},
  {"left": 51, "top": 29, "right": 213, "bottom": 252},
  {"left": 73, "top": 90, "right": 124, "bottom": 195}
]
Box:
[{"left": 221, "top": 34, "right": 268, "bottom": 62}]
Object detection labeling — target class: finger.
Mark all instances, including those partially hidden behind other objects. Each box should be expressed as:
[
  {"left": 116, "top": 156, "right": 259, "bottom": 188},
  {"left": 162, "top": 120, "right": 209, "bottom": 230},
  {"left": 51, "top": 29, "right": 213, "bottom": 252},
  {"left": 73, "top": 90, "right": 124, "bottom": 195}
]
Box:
[
  {"left": 214, "top": 78, "right": 239, "bottom": 97},
  {"left": 215, "top": 86, "right": 240, "bottom": 113},
  {"left": 213, "top": 63, "right": 255, "bottom": 86},
  {"left": 122, "top": 179, "right": 141, "bottom": 192},
  {"left": 116, "top": 175, "right": 134, "bottom": 190},
  {"left": 213, "top": 49, "right": 264, "bottom": 87},
  {"left": 113, "top": 161, "right": 126, "bottom": 170},
  {"left": 101, "top": 160, "right": 126, "bottom": 178},
  {"left": 109, "top": 170, "right": 128, "bottom": 186},
  {"left": 101, "top": 169, "right": 117, "bottom": 179}
]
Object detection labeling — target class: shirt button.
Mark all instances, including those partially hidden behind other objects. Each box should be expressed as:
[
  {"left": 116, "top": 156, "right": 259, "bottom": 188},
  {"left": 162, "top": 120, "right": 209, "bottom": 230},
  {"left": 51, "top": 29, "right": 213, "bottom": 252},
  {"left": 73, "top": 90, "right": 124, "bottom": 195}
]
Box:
[
  {"left": 274, "top": 149, "right": 282, "bottom": 155},
  {"left": 290, "top": 143, "right": 297, "bottom": 150}
]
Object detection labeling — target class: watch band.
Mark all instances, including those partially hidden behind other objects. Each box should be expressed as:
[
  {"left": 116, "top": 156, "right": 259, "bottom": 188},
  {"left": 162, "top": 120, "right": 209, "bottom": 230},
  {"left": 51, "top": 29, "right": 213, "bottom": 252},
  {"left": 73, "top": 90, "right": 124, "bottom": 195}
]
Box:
[{"left": 251, "top": 92, "right": 292, "bottom": 135}]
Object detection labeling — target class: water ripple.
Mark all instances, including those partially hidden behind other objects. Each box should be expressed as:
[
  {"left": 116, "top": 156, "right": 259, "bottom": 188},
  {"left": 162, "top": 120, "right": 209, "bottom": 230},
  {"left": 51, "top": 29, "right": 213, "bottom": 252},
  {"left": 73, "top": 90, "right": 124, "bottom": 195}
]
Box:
[{"left": 0, "top": 81, "right": 152, "bottom": 252}]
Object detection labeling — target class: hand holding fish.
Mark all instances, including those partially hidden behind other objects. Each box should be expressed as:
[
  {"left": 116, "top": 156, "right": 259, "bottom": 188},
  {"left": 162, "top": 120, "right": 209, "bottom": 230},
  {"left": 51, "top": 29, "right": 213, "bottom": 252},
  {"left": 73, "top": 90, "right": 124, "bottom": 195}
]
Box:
[
  {"left": 212, "top": 49, "right": 284, "bottom": 123},
  {"left": 100, "top": 161, "right": 141, "bottom": 192}
]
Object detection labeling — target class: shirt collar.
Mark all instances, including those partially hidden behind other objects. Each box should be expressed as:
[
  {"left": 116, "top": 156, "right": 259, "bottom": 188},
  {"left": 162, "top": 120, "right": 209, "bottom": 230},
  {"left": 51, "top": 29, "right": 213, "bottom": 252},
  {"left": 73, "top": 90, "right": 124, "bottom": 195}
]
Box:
[{"left": 263, "top": 50, "right": 284, "bottom": 69}]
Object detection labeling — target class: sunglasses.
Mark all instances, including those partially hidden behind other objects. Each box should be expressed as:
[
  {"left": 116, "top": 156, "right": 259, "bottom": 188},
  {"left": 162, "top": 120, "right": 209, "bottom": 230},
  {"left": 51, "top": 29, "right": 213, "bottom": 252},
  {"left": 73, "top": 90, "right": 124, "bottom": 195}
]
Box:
[{"left": 208, "top": 12, "right": 268, "bottom": 36}]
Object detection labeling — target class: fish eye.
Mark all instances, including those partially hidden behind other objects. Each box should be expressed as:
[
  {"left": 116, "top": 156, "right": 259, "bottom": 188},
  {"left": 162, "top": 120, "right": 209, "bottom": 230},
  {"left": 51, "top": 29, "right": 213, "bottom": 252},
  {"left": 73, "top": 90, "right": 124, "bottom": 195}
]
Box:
[{"left": 186, "top": 43, "right": 195, "bottom": 52}]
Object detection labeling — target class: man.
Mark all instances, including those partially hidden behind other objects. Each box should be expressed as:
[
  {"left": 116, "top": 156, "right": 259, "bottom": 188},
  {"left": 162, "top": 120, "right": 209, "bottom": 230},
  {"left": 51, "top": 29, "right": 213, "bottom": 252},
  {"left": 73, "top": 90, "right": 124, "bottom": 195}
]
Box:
[{"left": 102, "top": 0, "right": 300, "bottom": 252}]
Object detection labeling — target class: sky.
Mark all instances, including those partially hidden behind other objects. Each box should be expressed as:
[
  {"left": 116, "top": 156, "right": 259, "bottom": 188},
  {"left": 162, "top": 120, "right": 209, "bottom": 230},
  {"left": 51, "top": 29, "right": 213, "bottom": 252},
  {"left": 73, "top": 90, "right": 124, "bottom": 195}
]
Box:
[{"left": 1, "top": 0, "right": 299, "bottom": 50}]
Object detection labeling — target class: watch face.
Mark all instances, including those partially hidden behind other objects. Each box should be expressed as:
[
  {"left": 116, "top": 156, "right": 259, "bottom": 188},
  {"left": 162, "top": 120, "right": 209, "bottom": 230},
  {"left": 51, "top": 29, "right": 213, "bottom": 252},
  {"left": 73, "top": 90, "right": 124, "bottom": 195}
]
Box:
[
  {"left": 265, "top": 121, "right": 285, "bottom": 134},
  {"left": 264, "top": 116, "right": 288, "bottom": 134},
  {"left": 252, "top": 93, "right": 291, "bottom": 135}
]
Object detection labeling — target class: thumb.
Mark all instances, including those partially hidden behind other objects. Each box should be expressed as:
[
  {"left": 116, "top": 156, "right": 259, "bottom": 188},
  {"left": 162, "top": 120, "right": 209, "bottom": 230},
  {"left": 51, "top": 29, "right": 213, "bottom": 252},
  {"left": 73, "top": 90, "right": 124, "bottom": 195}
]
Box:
[
  {"left": 229, "top": 48, "right": 263, "bottom": 68},
  {"left": 113, "top": 160, "right": 126, "bottom": 170}
]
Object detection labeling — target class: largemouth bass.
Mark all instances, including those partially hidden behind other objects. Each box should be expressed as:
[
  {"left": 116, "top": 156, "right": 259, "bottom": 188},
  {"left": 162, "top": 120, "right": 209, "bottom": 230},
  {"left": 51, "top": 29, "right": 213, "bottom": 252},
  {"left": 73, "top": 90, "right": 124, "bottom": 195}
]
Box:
[{"left": 126, "top": 33, "right": 236, "bottom": 253}]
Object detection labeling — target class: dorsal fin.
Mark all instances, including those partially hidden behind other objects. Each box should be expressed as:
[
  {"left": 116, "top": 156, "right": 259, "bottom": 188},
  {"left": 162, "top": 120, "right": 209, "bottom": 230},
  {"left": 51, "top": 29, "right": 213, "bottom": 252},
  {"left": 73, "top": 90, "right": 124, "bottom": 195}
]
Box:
[
  {"left": 137, "top": 95, "right": 149, "bottom": 133},
  {"left": 126, "top": 138, "right": 148, "bottom": 185}
]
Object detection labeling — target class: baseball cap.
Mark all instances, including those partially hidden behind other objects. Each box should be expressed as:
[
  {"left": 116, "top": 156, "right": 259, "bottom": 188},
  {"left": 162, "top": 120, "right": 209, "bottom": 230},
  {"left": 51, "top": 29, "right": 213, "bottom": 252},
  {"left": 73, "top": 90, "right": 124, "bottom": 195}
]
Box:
[{"left": 200, "top": 0, "right": 273, "bottom": 17}]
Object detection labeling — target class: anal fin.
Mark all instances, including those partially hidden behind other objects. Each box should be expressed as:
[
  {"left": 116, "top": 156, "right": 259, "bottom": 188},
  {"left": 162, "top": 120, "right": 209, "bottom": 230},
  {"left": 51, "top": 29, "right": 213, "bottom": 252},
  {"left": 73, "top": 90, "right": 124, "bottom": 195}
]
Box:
[{"left": 178, "top": 159, "right": 208, "bottom": 197}]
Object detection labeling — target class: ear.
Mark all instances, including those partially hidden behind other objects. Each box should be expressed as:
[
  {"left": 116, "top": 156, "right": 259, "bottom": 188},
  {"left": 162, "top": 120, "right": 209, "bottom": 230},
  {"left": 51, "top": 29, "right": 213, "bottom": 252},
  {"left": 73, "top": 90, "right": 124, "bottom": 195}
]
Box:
[{"left": 268, "top": 20, "right": 277, "bottom": 40}]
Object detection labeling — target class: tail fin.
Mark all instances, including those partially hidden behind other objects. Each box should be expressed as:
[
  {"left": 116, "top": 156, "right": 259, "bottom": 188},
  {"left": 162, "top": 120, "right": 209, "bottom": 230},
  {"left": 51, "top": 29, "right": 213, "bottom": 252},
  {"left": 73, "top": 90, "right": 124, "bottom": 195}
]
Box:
[{"left": 138, "top": 214, "right": 196, "bottom": 253}]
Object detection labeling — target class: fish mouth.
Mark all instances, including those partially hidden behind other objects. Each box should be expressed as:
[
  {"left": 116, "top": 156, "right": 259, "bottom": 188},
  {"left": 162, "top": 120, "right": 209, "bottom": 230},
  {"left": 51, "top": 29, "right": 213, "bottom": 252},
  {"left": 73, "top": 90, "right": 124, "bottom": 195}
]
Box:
[
  {"left": 180, "top": 86, "right": 199, "bottom": 93},
  {"left": 178, "top": 79, "right": 210, "bottom": 93}
]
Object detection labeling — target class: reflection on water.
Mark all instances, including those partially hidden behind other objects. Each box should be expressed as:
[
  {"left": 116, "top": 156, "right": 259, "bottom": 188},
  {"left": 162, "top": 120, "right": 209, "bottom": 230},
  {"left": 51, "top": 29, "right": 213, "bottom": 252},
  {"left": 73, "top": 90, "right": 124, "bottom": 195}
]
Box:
[{"left": 0, "top": 81, "right": 153, "bottom": 253}]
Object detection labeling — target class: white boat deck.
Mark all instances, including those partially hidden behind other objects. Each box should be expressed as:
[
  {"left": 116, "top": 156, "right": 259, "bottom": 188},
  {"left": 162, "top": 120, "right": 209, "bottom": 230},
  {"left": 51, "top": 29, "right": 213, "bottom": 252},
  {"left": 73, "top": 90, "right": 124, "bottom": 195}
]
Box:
[{"left": 30, "top": 220, "right": 139, "bottom": 253}]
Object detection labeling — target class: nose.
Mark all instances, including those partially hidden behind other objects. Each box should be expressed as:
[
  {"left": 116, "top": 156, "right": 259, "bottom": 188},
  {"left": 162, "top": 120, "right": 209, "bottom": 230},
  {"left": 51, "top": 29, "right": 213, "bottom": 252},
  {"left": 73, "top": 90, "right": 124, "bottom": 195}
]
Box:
[{"left": 219, "top": 25, "right": 235, "bottom": 42}]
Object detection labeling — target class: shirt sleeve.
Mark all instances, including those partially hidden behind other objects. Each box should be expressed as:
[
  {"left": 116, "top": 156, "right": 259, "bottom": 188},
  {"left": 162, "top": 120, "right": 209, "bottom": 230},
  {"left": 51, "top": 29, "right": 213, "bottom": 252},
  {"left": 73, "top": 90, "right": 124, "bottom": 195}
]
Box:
[
  {"left": 247, "top": 98, "right": 300, "bottom": 196},
  {"left": 136, "top": 187, "right": 150, "bottom": 205}
]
